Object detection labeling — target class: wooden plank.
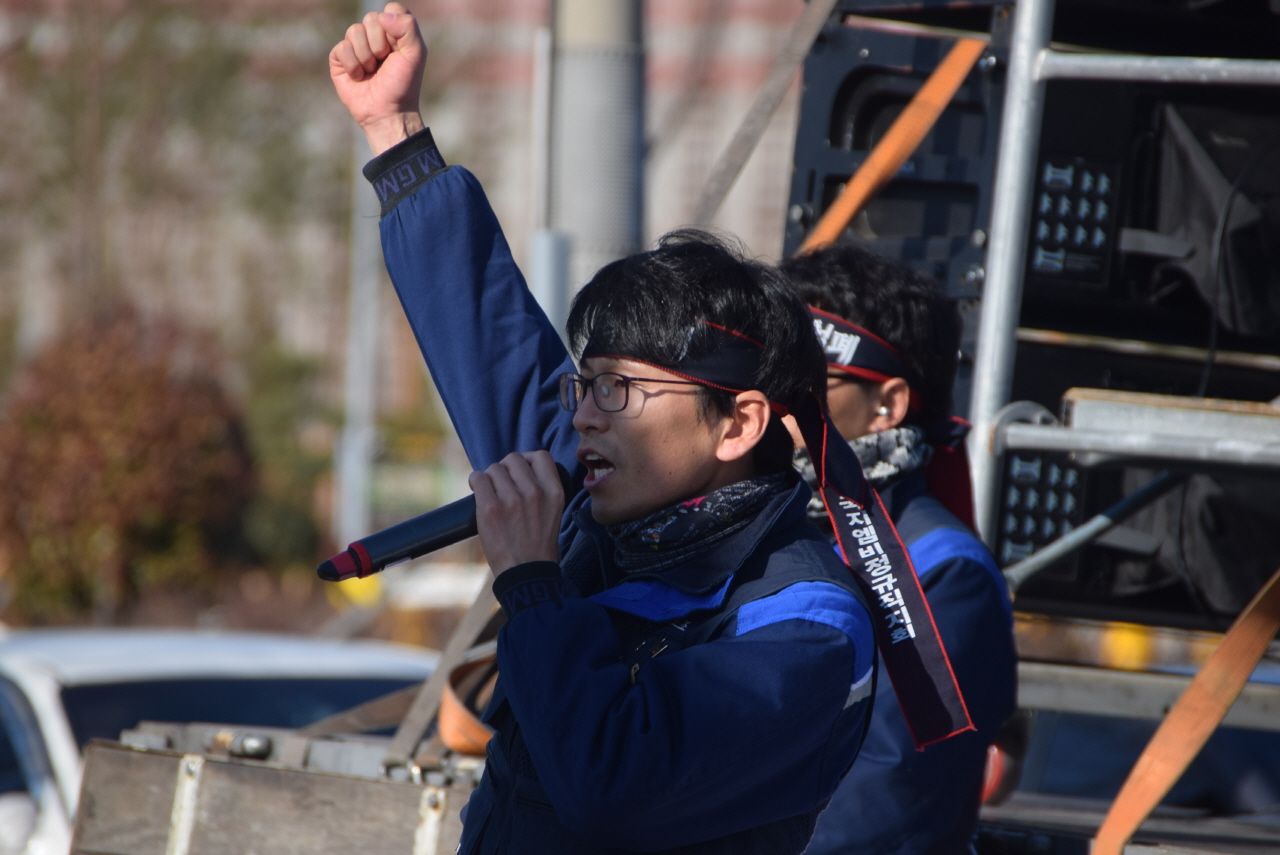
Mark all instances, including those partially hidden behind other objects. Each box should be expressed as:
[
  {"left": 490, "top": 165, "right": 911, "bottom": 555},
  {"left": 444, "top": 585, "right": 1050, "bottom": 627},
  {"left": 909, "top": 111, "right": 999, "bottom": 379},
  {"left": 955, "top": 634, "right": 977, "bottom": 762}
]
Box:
[
  {"left": 185, "top": 760, "right": 426, "bottom": 855},
  {"left": 73, "top": 742, "right": 474, "bottom": 855},
  {"left": 437, "top": 790, "right": 464, "bottom": 853},
  {"left": 72, "top": 744, "right": 181, "bottom": 855},
  {"left": 1064, "top": 387, "right": 1280, "bottom": 417}
]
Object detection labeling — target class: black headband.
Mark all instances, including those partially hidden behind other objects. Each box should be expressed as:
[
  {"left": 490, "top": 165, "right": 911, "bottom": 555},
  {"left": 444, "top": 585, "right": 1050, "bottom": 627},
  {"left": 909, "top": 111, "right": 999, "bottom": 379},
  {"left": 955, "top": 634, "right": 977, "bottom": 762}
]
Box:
[
  {"left": 582, "top": 322, "right": 787, "bottom": 414},
  {"left": 810, "top": 307, "right": 922, "bottom": 412}
]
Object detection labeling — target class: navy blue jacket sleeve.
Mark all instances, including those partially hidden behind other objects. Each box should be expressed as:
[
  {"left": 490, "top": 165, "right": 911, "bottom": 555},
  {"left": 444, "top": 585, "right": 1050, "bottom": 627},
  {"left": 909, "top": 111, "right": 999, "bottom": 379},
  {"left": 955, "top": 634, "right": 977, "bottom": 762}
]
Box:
[
  {"left": 493, "top": 567, "right": 875, "bottom": 851},
  {"left": 807, "top": 529, "right": 1017, "bottom": 855},
  {"left": 367, "top": 131, "right": 579, "bottom": 477}
]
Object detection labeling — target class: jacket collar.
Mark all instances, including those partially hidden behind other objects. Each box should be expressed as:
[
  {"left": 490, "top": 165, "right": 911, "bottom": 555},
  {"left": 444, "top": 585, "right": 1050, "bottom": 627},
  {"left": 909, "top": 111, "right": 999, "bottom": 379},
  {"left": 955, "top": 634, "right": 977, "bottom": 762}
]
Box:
[{"left": 573, "top": 473, "right": 812, "bottom": 598}]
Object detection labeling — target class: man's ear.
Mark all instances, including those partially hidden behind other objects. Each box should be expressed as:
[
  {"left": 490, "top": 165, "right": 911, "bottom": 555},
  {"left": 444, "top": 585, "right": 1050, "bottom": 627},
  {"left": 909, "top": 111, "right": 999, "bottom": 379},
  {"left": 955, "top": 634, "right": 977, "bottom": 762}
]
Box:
[
  {"left": 716, "top": 391, "right": 772, "bottom": 463},
  {"left": 868, "top": 377, "right": 911, "bottom": 433}
]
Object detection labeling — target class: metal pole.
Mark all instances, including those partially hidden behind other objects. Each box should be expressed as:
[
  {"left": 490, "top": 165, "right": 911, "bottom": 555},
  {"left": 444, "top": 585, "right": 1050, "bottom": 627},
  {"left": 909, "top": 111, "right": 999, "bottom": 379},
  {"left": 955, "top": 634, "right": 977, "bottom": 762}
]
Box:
[
  {"left": 528, "top": 230, "right": 571, "bottom": 336},
  {"left": 530, "top": 25, "right": 554, "bottom": 232},
  {"left": 529, "top": 22, "right": 572, "bottom": 335},
  {"left": 1037, "top": 52, "right": 1280, "bottom": 86},
  {"left": 333, "top": 0, "right": 385, "bottom": 549},
  {"left": 966, "top": 0, "right": 1056, "bottom": 546},
  {"left": 1003, "top": 471, "right": 1184, "bottom": 593},
  {"left": 551, "top": 0, "right": 644, "bottom": 290},
  {"left": 1001, "top": 424, "right": 1280, "bottom": 469}
]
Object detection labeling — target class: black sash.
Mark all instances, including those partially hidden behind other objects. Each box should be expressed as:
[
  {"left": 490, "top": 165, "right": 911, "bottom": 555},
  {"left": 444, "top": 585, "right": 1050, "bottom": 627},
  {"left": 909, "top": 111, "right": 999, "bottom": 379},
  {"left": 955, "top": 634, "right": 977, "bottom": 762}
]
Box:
[{"left": 792, "top": 394, "right": 972, "bottom": 748}]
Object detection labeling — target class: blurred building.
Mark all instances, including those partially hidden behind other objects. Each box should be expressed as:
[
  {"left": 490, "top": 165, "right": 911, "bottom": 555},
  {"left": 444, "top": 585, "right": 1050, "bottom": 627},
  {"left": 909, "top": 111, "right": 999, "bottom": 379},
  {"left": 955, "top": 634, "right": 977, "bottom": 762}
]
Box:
[
  {"left": 0, "top": 0, "right": 804, "bottom": 393},
  {"left": 417, "top": 0, "right": 803, "bottom": 273}
]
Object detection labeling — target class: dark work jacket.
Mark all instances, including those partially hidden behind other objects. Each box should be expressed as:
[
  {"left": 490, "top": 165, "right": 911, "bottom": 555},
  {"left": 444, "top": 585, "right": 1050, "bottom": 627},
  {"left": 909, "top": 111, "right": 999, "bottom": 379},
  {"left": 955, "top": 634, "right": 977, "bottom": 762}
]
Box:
[
  {"left": 805, "top": 471, "right": 1017, "bottom": 855},
  {"left": 462, "top": 482, "right": 876, "bottom": 855},
  {"left": 364, "top": 131, "right": 877, "bottom": 854}
]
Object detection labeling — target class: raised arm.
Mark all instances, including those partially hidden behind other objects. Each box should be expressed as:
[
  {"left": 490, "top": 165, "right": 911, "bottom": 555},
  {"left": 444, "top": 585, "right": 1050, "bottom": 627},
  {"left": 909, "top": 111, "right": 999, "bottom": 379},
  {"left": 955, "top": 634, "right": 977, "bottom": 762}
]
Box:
[{"left": 330, "top": 5, "right": 579, "bottom": 475}]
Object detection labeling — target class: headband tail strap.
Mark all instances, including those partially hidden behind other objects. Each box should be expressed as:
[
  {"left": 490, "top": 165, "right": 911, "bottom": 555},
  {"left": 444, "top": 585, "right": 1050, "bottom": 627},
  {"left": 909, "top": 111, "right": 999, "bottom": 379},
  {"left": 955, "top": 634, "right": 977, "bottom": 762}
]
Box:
[
  {"left": 793, "top": 395, "right": 974, "bottom": 749},
  {"left": 924, "top": 416, "right": 977, "bottom": 531}
]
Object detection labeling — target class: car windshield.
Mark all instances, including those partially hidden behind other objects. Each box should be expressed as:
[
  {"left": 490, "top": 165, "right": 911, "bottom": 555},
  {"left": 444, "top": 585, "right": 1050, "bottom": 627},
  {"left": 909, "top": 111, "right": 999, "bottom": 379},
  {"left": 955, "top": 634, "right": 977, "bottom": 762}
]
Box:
[{"left": 60, "top": 677, "right": 418, "bottom": 748}]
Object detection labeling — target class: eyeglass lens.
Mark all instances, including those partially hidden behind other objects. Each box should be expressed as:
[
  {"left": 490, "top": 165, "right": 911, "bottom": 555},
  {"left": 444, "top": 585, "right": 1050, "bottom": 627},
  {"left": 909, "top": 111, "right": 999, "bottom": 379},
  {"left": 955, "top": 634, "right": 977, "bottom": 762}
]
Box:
[{"left": 559, "top": 373, "right": 628, "bottom": 412}]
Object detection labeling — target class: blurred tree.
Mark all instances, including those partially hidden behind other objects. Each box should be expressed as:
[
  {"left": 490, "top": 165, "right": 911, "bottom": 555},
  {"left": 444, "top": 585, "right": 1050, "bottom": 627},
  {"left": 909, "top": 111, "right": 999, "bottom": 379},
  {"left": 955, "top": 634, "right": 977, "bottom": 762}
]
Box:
[
  {"left": 0, "top": 1, "right": 357, "bottom": 619},
  {"left": 240, "top": 342, "right": 329, "bottom": 568},
  {"left": 0, "top": 0, "right": 354, "bottom": 364},
  {"left": 0, "top": 0, "right": 482, "bottom": 631},
  {"left": 4, "top": 0, "right": 245, "bottom": 316},
  {"left": 0, "top": 306, "right": 255, "bottom": 623}
]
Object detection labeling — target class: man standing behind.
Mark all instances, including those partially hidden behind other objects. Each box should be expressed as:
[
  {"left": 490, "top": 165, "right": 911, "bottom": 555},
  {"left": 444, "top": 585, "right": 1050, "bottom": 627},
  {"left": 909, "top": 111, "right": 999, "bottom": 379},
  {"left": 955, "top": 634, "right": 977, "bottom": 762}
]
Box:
[
  {"left": 330, "top": 9, "right": 882, "bottom": 853},
  {"left": 782, "top": 246, "right": 1018, "bottom": 855}
]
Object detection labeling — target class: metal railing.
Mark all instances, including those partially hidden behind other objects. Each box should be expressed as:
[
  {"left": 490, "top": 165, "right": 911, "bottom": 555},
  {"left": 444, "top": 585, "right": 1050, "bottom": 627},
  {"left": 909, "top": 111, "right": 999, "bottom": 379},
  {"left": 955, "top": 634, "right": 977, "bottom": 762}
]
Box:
[{"left": 966, "top": 0, "right": 1280, "bottom": 547}]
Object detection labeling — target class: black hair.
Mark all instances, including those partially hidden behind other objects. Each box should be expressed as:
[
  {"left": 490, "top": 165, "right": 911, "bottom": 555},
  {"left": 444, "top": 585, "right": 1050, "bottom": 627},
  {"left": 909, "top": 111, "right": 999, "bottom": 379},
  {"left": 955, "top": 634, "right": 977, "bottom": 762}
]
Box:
[
  {"left": 780, "top": 243, "right": 961, "bottom": 426},
  {"left": 566, "top": 230, "right": 825, "bottom": 473}
]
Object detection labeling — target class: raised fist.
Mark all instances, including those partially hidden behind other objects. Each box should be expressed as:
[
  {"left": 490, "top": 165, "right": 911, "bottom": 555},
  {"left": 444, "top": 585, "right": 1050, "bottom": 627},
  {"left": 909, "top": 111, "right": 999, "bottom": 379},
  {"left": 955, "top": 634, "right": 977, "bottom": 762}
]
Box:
[{"left": 328, "top": 2, "right": 426, "bottom": 155}]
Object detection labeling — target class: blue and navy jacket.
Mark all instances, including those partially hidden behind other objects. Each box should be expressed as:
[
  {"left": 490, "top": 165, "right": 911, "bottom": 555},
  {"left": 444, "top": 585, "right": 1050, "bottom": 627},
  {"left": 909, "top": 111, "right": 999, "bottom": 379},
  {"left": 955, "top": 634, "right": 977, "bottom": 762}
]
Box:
[
  {"left": 367, "top": 131, "right": 876, "bottom": 854},
  {"left": 806, "top": 472, "right": 1017, "bottom": 855}
]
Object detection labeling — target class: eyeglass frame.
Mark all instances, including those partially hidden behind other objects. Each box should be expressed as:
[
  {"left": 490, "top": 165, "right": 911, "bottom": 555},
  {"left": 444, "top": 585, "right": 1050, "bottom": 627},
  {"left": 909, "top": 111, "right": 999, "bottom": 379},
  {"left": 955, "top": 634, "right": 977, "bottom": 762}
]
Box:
[{"left": 557, "top": 371, "right": 706, "bottom": 413}]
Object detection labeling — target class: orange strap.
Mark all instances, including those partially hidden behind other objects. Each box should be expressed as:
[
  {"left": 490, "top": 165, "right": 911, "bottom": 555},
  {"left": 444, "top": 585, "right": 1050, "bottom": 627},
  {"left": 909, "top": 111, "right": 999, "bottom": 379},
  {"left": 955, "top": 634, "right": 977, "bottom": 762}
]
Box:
[
  {"left": 383, "top": 586, "right": 498, "bottom": 769},
  {"left": 1092, "top": 566, "right": 1280, "bottom": 855},
  {"left": 438, "top": 653, "right": 498, "bottom": 756},
  {"left": 798, "top": 37, "right": 987, "bottom": 254}
]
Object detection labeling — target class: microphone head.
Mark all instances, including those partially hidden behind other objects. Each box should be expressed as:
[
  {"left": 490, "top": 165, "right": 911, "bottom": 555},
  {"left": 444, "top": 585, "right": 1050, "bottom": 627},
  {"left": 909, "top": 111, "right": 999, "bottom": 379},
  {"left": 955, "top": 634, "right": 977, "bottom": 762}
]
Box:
[{"left": 316, "top": 549, "right": 359, "bottom": 582}]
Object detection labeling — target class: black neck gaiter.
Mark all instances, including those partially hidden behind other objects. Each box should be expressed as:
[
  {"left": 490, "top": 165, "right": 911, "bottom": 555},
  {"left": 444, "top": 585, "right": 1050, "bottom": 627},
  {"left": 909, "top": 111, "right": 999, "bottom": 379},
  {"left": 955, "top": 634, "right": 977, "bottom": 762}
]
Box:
[{"left": 607, "top": 471, "right": 791, "bottom": 574}]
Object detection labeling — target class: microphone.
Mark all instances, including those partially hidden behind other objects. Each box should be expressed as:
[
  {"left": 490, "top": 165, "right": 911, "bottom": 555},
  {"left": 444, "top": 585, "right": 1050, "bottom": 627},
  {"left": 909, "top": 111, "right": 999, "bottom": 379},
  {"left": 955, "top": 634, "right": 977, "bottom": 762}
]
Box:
[{"left": 317, "top": 462, "right": 576, "bottom": 582}]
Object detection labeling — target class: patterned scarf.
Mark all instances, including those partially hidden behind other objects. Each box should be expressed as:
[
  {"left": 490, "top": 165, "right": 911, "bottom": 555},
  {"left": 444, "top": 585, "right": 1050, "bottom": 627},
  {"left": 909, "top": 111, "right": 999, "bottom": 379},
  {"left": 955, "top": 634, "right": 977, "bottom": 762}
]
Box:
[
  {"left": 608, "top": 471, "right": 792, "bottom": 574},
  {"left": 795, "top": 425, "right": 933, "bottom": 523}
]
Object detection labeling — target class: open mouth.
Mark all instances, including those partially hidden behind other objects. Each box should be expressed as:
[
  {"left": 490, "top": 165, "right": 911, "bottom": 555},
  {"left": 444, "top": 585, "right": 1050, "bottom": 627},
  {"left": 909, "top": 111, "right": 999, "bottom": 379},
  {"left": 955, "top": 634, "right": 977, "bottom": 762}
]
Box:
[{"left": 581, "top": 452, "right": 616, "bottom": 488}]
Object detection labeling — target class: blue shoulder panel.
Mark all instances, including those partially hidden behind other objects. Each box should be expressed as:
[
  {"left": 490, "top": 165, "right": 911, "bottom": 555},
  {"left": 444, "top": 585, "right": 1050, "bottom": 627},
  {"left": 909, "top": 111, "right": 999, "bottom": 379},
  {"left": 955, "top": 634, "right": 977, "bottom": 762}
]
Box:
[
  {"left": 908, "top": 527, "right": 1007, "bottom": 592},
  {"left": 589, "top": 576, "right": 733, "bottom": 622},
  {"left": 736, "top": 582, "right": 874, "bottom": 682}
]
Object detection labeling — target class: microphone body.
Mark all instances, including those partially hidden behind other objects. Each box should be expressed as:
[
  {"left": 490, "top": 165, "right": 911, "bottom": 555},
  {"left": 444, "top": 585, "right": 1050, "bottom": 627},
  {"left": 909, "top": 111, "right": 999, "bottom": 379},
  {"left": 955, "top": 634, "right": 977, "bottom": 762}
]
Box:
[{"left": 317, "top": 463, "right": 574, "bottom": 582}]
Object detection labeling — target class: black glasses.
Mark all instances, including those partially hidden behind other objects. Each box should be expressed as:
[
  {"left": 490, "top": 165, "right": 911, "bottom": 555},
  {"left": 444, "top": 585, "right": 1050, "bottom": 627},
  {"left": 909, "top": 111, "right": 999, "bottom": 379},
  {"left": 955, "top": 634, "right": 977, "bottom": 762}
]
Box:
[{"left": 558, "top": 372, "right": 704, "bottom": 413}]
